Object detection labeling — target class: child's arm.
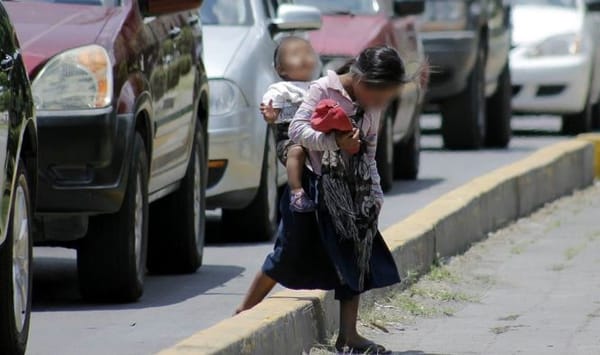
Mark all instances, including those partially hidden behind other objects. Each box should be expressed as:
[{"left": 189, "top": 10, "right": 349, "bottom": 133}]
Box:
[
  {"left": 259, "top": 100, "right": 281, "bottom": 124},
  {"left": 261, "top": 85, "right": 287, "bottom": 124},
  {"left": 289, "top": 84, "right": 339, "bottom": 152}
]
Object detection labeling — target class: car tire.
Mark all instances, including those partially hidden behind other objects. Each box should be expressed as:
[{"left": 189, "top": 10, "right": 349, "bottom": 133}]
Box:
[
  {"left": 441, "top": 45, "right": 486, "bottom": 150},
  {"left": 592, "top": 103, "right": 600, "bottom": 130},
  {"left": 222, "top": 130, "right": 278, "bottom": 241},
  {"left": 562, "top": 92, "right": 592, "bottom": 135},
  {"left": 485, "top": 62, "right": 512, "bottom": 148},
  {"left": 394, "top": 123, "right": 420, "bottom": 180},
  {"left": 77, "top": 133, "right": 149, "bottom": 302},
  {"left": 0, "top": 162, "right": 32, "bottom": 355},
  {"left": 147, "top": 122, "right": 207, "bottom": 274},
  {"left": 376, "top": 108, "right": 394, "bottom": 192}
]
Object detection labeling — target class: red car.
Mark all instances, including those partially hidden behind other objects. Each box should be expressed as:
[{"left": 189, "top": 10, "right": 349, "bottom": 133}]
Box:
[
  {"left": 295, "top": 0, "right": 426, "bottom": 191},
  {"left": 5, "top": 0, "right": 209, "bottom": 303}
]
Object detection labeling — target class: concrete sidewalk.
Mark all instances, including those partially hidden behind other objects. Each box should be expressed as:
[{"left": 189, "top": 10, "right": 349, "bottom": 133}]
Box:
[{"left": 351, "top": 182, "right": 600, "bottom": 355}]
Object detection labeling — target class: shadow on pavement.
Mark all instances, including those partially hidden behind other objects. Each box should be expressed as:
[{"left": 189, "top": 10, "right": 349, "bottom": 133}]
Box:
[
  {"left": 512, "top": 128, "right": 563, "bottom": 137},
  {"left": 32, "top": 256, "right": 244, "bottom": 311},
  {"left": 206, "top": 218, "right": 277, "bottom": 245}
]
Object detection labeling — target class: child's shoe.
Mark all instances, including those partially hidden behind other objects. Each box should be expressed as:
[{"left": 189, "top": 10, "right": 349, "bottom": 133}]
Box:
[{"left": 290, "top": 189, "right": 316, "bottom": 213}]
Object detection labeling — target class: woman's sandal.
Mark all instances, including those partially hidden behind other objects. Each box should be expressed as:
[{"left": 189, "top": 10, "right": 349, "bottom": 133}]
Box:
[{"left": 335, "top": 341, "right": 391, "bottom": 354}]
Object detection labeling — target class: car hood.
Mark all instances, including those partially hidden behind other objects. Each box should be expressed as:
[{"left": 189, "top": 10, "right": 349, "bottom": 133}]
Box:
[
  {"left": 203, "top": 26, "right": 251, "bottom": 78},
  {"left": 308, "top": 15, "right": 388, "bottom": 57},
  {"left": 4, "top": 2, "right": 117, "bottom": 75},
  {"left": 511, "top": 5, "right": 582, "bottom": 47}
]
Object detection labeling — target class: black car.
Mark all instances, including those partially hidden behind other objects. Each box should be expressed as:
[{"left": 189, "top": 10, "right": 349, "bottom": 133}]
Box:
[
  {"left": 0, "top": 3, "right": 38, "bottom": 354},
  {"left": 6, "top": 0, "right": 208, "bottom": 302},
  {"left": 421, "top": 0, "right": 512, "bottom": 149}
]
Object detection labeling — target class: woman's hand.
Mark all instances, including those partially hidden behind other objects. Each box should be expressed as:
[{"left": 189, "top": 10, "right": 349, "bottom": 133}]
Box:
[
  {"left": 260, "top": 100, "right": 280, "bottom": 124},
  {"left": 335, "top": 128, "right": 361, "bottom": 154}
]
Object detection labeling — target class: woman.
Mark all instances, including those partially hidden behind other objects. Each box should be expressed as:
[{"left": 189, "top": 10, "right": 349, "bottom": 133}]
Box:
[{"left": 237, "top": 46, "right": 409, "bottom": 353}]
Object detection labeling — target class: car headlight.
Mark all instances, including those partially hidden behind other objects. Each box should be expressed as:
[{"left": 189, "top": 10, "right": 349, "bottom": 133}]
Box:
[
  {"left": 32, "top": 45, "right": 112, "bottom": 111},
  {"left": 208, "top": 79, "right": 247, "bottom": 116},
  {"left": 322, "top": 57, "right": 351, "bottom": 75},
  {"left": 421, "top": 1, "right": 467, "bottom": 31},
  {"left": 526, "top": 33, "right": 582, "bottom": 58}
]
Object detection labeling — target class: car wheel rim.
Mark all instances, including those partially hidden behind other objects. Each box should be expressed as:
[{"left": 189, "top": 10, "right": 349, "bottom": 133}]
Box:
[
  {"left": 12, "top": 183, "right": 29, "bottom": 333},
  {"left": 134, "top": 171, "right": 143, "bottom": 280},
  {"left": 193, "top": 148, "right": 203, "bottom": 254},
  {"left": 267, "top": 135, "right": 277, "bottom": 225}
]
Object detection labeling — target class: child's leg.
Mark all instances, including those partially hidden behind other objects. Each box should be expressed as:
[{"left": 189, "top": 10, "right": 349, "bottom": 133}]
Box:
[
  {"left": 235, "top": 271, "right": 277, "bottom": 314},
  {"left": 287, "top": 145, "right": 316, "bottom": 213},
  {"left": 286, "top": 145, "right": 305, "bottom": 193}
]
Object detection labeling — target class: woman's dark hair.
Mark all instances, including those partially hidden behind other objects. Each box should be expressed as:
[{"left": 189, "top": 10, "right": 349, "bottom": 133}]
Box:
[{"left": 337, "top": 46, "right": 409, "bottom": 89}]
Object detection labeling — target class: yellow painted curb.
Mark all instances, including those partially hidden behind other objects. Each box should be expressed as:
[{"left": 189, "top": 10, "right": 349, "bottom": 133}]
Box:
[
  {"left": 158, "top": 139, "right": 597, "bottom": 355},
  {"left": 577, "top": 133, "right": 600, "bottom": 177}
]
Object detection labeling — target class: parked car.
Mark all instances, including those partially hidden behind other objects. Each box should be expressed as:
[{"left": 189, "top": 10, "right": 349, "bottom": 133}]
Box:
[
  {"left": 0, "top": 3, "right": 37, "bottom": 354},
  {"left": 295, "top": 0, "right": 427, "bottom": 191},
  {"left": 511, "top": 0, "right": 600, "bottom": 133},
  {"left": 201, "top": 0, "right": 321, "bottom": 241},
  {"left": 421, "top": 0, "right": 512, "bottom": 149},
  {"left": 5, "top": 0, "right": 209, "bottom": 302}
]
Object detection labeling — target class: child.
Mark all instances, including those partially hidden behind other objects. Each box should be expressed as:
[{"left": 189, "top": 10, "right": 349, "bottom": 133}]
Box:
[
  {"left": 240, "top": 46, "right": 410, "bottom": 354},
  {"left": 260, "top": 36, "right": 317, "bottom": 212}
]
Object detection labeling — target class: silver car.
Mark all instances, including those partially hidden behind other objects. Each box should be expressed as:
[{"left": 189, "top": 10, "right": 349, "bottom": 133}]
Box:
[{"left": 200, "top": 0, "right": 321, "bottom": 241}]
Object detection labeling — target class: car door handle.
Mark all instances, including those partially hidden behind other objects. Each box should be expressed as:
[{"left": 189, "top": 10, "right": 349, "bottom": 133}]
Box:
[
  {"left": 187, "top": 14, "right": 199, "bottom": 26},
  {"left": 0, "top": 54, "right": 14, "bottom": 73},
  {"left": 168, "top": 26, "right": 182, "bottom": 39}
]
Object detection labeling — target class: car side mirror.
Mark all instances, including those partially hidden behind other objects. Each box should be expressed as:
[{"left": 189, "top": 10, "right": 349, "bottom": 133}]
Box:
[
  {"left": 140, "top": 0, "right": 203, "bottom": 17},
  {"left": 271, "top": 4, "right": 322, "bottom": 33},
  {"left": 586, "top": 0, "right": 600, "bottom": 11},
  {"left": 393, "top": 0, "right": 425, "bottom": 17}
]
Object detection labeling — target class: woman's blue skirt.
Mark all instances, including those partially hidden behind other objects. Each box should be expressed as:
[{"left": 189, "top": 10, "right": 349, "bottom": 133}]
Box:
[{"left": 262, "top": 172, "right": 400, "bottom": 300}]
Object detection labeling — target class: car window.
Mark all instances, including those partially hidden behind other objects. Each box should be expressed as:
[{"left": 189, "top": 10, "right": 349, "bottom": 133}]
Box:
[
  {"left": 294, "top": 0, "right": 379, "bottom": 15},
  {"left": 15, "top": 0, "right": 117, "bottom": 5},
  {"left": 201, "top": 0, "right": 254, "bottom": 25},
  {"left": 510, "top": 0, "right": 576, "bottom": 7}
]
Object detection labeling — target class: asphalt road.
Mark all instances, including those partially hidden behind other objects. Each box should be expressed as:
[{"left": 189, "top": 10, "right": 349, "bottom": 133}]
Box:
[
  {"left": 361, "top": 181, "right": 600, "bottom": 355},
  {"left": 27, "top": 115, "right": 565, "bottom": 355}
]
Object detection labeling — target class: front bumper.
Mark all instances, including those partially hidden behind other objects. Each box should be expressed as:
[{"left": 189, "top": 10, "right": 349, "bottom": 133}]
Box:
[
  {"left": 206, "top": 108, "right": 263, "bottom": 209},
  {"left": 36, "top": 108, "right": 134, "bottom": 214},
  {"left": 510, "top": 52, "right": 591, "bottom": 114},
  {"left": 422, "top": 31, "right": 478, "bottom": 102}
]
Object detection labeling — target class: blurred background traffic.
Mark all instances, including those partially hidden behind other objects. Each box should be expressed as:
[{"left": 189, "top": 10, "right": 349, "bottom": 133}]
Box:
[{"left": 0, "top": 0, "right": 598, "bottom": 354}]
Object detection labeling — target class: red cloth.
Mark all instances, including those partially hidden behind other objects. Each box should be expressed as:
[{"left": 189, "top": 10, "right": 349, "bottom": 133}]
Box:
[{"left": 310, "top": 99, "right": 358, "bottom": 154}]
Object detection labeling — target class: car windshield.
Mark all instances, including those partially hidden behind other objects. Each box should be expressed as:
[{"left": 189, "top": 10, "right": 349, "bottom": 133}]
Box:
[
  {"left": 15, "top": 0, "right": 116, "bottom": 5},
  {"left": 511, "top": 0, "right": 576, "bottom": 7},
  {"left": 294, "top": 0, "right": 380, "bottom": 15},
  {"left": 200, "top": 0, "right": 254, "bottom": 26}
]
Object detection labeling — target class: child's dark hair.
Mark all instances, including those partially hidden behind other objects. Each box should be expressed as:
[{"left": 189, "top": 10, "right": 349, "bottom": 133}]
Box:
[
  {"left": 273, "top": 36, "right": 311, "bottom": 79},
  {"left": 337, "top": 46, "right": 410, "bottom": 88}
]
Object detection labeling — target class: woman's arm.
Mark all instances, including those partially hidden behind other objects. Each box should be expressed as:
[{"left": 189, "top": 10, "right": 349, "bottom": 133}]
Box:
[
  {"left": 289, "top": 84, "right": 339, "bottom": 151},
  {"left": 365, "top": 112, "right": 384, "bottom": 207}
]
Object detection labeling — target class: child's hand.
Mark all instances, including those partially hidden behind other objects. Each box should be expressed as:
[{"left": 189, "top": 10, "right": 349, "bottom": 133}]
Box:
[{"left": 260, "top": 100, "right": 280, "bottom": 124}]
